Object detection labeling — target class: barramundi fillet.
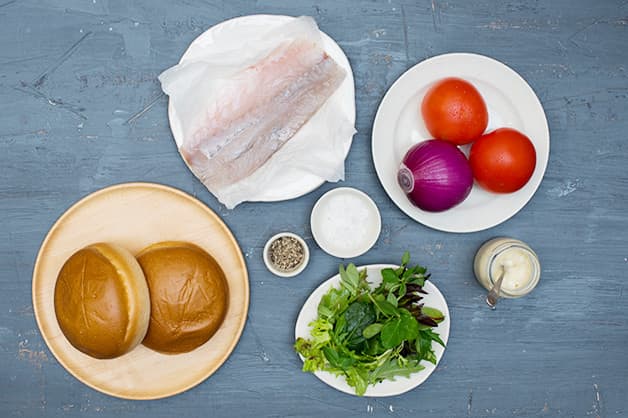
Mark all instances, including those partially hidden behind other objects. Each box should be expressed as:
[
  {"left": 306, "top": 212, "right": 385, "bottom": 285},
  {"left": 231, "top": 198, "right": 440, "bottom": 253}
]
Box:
[{"left": 179, "top": 36, "right": 346, "bottom": 189}]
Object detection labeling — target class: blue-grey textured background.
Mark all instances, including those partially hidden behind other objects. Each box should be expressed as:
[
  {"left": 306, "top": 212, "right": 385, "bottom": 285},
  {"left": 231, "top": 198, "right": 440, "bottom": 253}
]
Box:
[{"left": 1, "top": 0, "right": 627, "bottom": 417}]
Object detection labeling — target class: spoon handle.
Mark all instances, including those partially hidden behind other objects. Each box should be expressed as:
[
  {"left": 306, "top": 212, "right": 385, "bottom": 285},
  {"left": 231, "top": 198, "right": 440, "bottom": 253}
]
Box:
[{"left": 486, "top": 269, "right": 505, "bottom": 310}]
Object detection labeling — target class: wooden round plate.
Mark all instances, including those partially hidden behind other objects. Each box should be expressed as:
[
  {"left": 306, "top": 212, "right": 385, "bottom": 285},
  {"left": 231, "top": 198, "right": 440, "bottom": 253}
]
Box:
[{"left": 32, "top": 182, "right": 249, "bottom": 400}]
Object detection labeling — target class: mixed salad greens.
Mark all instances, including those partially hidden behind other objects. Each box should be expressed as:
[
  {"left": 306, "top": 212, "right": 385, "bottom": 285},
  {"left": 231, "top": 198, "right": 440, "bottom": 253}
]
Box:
[{"left": 294, "top": 252, "right": 446, "bottom": 396}]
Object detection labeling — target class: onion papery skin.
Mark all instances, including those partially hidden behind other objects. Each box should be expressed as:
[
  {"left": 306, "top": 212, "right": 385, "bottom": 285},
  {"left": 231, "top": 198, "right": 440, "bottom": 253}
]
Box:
[{"left": 398, "top": 140, "right": 473, "bottom": 212}]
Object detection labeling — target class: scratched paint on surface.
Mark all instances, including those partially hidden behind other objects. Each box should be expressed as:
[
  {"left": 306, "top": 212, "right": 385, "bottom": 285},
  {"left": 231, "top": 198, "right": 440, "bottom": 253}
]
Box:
[{"left": 1, "top": 0, "right": 627, "bottom": 417}]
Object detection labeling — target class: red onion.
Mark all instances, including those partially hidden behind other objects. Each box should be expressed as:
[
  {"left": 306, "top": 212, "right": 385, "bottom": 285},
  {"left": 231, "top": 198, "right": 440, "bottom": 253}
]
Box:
[{"left": 397, "top": 140, "right": 473, "bottom": 212}]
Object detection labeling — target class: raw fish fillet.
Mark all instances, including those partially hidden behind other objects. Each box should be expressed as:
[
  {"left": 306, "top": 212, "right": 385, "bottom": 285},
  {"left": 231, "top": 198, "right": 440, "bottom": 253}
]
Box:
[{"left": 179, "top": 37, "right": 346, "bottom": 189}]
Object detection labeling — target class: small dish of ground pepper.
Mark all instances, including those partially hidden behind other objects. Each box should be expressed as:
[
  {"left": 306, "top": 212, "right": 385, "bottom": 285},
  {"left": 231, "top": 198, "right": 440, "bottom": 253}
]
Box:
[{"left": 263, "top": 232, "right": 310, "bottom": 277}]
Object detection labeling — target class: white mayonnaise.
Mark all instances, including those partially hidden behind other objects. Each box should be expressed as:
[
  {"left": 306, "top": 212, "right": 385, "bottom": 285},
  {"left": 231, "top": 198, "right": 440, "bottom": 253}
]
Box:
[{"left": 473, "top": 237, "right": 540, "bottom": 298}]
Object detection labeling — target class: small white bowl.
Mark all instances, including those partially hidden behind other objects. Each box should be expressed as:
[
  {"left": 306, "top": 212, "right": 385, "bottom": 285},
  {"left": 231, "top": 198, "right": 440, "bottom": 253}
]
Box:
[
  {"left": 310, "top": 187, "right": 381, "bottom": 258},
  {"left": 263, "top": 232, "right": 310, "bottom": 278}
]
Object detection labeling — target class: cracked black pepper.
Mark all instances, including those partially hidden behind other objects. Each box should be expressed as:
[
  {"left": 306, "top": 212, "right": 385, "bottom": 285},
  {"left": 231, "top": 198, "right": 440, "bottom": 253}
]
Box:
[{"left": 268, "top": 236, "right": 304, "bottom": 272}]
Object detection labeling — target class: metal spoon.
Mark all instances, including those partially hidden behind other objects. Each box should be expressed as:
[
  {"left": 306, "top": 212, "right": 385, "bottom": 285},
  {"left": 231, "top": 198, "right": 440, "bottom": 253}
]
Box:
[{"left": 485, "top": 268, "right": 506, "bottom": 309}]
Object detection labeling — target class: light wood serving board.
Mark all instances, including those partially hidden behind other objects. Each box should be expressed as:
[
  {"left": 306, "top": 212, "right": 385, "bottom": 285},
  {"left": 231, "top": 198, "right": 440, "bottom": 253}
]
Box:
[{"left": 32, "top": 182, "right": 249, "bottom": 400}]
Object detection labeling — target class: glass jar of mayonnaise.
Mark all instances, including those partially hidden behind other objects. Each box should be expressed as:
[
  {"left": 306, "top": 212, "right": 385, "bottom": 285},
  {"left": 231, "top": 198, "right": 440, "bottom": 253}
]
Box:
[{"left": 473, "top": 237, "right": 541, "bottom": 298}]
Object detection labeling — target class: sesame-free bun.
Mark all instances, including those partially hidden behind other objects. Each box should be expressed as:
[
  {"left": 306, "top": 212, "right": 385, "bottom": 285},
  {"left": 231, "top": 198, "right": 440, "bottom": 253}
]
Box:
[
  {"left": 136, "top": 242, "right": 229, "bottom": 354},
  {"left": 53, "top": 243, "right": 151, "bottom": 359}
]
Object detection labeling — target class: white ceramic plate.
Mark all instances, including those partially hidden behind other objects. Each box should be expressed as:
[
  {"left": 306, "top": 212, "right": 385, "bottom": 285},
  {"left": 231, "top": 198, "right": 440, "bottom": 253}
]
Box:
[
  {"left": 295, "top": 264, "right": 450, "bottom": 397},
  {"left": 310, "top": 188, "right": 381, "bottom": 258},
  {"left": 372, "top": 53, "right": 550, "bottom": 233},
  {"left": 168, "top": 15, "right": 356, "bottom": 202}
]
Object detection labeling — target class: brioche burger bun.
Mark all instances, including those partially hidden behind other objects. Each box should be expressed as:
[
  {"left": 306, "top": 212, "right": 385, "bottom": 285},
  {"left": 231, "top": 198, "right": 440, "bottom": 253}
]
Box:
[
  {"left": 53, "top": 243, "right": 150, "bottom": 359},
  {"left": 136, "top": 241, "right": 229, "bottom": 354}
]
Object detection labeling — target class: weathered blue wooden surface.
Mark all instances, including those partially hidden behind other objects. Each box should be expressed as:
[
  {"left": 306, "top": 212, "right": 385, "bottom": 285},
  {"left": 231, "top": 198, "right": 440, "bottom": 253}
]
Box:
[{"left": 1, "top": 0, "right": 627, "bottom": 417}]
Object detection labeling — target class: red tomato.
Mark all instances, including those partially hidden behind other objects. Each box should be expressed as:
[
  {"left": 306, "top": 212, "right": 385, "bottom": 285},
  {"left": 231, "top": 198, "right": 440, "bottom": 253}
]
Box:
[
  {"left": 421, "top": 77, "right": 488, "bottom": 145},
  {"left": 469, "top": 128, "right": 537, "bottom": 193}
]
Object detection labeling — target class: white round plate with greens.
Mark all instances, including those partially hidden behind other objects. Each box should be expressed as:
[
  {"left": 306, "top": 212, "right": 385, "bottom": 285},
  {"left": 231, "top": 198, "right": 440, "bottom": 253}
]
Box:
[{"left": 294, "top": 264, "right": 450, "bottom": 397}]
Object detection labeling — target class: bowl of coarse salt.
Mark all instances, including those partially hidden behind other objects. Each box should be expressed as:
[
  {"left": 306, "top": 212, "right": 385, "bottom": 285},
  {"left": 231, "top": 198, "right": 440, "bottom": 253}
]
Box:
[{"left": 310, "top": 187, "right": 381, "bottom": 258}]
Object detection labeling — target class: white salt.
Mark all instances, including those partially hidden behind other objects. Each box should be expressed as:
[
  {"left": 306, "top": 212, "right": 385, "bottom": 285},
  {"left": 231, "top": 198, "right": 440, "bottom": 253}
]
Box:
[{"left": 319, "top": 194, "right": 372, "bottom": 251}]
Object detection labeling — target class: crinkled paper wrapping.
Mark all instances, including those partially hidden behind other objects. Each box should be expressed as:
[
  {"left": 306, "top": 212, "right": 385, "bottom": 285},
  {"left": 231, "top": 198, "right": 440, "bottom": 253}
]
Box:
[{"left": 159, "top": 16, "right": 356, "bottom": 208}]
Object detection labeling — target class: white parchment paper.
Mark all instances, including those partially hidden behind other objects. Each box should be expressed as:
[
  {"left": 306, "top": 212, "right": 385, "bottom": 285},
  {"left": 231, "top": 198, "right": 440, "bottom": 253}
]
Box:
[{"left": 159, "top": 16, "right": 356, "bottom": 208}]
